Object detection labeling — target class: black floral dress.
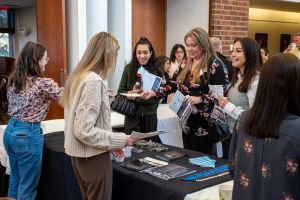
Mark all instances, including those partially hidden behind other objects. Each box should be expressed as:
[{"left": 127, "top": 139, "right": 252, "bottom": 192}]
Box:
[
  {"left": 179, "top": 57, "right": 229, "bottom": 153},
  {"left": 229, "top": 112, "right": 300, "bottom": 200}
]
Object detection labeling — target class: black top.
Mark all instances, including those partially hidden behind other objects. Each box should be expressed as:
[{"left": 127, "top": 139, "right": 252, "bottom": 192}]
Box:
[
  {"left": 216, "top": 52, "right": 233, "bottom": 82},
  {"left": 228, "top": 112, "right": 300, "bottom": 200},
  {"left": 118, "top": 64, "right": 161, "bottom": 116},
  {"left": 179, "top": 57, "right": 229, "bottom": 136}
]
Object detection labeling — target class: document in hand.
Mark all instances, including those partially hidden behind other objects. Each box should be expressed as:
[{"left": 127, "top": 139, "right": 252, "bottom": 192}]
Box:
[
  {"left": 131, "top": 130, "right": 167, "bottom": 140},
  {"left": 137, "top": 66, "right": 162, "bottom": 90},
  {"left": 169, "top": 90, "right": 192, "bottom": 125}
]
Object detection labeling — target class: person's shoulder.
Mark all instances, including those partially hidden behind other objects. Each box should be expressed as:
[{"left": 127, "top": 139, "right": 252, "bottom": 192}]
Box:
[
  {"left": 282, "top": 114, "right": 300, "bottom": 136},
  {"left": 35, "top": 77, "right": 57, "bottom": 86},
  {"left": 84, "top": 72, "right": 101, "bottom": 82}
]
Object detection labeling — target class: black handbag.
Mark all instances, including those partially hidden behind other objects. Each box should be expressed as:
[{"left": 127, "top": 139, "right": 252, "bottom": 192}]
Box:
[
  {"left": 111, "top": 94, "right": 137, "bottom": 117},
  {"left": 207, "top": 119, "right": 231, "bottom": 143}
]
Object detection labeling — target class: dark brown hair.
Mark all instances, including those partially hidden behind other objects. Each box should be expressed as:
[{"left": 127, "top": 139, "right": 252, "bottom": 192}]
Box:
[
  {"left": 245, "top": 53, "right": 300, "bottom": 138},
  {"left": 169, "top": 44, "right": 187, "bottom": 63},
  {"left": 231, "top": 37, "right": 262, "bottom": 93},
  {"left": 7, "top": 42, "right": 46, "bottom": 92},
  {"left": 156, "top": 55, "right": 170, "bottom": 76}
]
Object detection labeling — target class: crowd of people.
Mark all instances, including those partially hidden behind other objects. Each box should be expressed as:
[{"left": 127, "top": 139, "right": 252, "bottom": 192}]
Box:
[{"left": 2, "top": 29, "right": 300, "bottom": 200}]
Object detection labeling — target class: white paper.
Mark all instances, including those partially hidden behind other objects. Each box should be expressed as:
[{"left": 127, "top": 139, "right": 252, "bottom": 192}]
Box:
[
  {"left": 169, "top": 90, "right": 192, "bottom": 125},
  {"left": 119, "top": 93, "right": 141, "bottom": 98},
  {"left": 169, "top": 90, "right": 185, "bottom": 114},
  {"left": 137, "top": 66, "right": 162, "bottom": 91},
  {"left": 131, "top": 130, "right": 167, "bottom": 140},
  {"left": 208, "top": 84, "right": 224, "bottom": 98}
]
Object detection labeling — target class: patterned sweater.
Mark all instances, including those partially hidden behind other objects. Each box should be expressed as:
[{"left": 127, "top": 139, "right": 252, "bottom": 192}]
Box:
[{"left": 64, "top": 72, "right": 128, "bottom": 158}]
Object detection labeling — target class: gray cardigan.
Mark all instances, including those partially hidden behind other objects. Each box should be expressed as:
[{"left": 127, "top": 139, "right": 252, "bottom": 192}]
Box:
[{"left": 64, "top": 72, "right": 128, "bottom": 158}]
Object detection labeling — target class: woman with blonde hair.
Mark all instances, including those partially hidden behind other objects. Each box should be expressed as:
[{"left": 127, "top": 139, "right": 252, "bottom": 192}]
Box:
[
  {"left": 177, "top": 27, "right": 229, "bottom": 153},
  {"left": 61, "top": 32, "right": 136, "bottom": 200}
]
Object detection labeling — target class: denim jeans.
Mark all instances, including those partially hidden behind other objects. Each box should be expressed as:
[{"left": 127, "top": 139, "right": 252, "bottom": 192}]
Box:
[{"left": 3, "top": 118, "right": 44, "bottom": 200}]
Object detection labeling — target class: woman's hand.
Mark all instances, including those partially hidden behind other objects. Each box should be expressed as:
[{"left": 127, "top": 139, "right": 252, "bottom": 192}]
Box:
[
  {"left": 185, "top": 95, "right": 202, "bottom": 105},
  {"left": 141, "top": 90, "right": 156, "bottom": 100},
  {"left": 218, "top": 96, "right": 229, "bottom": 108},
  {"left": 126, "top": 136, "right": 138, "bottom": 146},
  {"left": 107, "top": 88, "right": 115, "bottom": 98},
  {"left": 112, "top": 149, "right": 125, "bottom": 158}
]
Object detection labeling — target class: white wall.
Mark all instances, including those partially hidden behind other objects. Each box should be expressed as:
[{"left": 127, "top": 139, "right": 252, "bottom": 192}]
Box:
[
  {"left": 108, "top": 0, "right": 132, "bottom": 91},
  {"left": 166, "top": 0, "right": 209, "bottom": 56},
  {"left": 66, "top": 0, "right": 108, "bottom": 75},
  {"left": 248, "top": 8, "right": 300, "bottom": 54},
  {"left": 66, "top": 0, "right": 87, "bottom": 73},
  {"left": 14, "top": 6, "right": 37, "bottom": 55}
]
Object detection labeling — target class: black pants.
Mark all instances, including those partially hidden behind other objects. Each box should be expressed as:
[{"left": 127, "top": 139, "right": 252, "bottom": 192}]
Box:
[
  {"left": 124, "top": 114, "right": 161, "bottom": 142},
  {"left": 182, "top": 132, "right": 213, "bottom": 154}
]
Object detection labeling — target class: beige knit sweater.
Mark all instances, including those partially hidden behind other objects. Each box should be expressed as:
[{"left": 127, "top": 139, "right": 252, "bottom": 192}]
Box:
[{"left": 64, "top": 72, "right": 128, "bottom": 158}]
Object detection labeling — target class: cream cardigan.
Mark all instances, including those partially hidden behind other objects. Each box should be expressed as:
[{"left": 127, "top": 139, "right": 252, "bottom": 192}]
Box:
[{"left": 64, "top": 72, "right": 128, "bottom": 158}]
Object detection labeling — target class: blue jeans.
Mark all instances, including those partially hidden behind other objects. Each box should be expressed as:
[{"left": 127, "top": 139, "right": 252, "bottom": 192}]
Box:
[{"left": 3, "top": 118, "right": 44, "bottom": 200}]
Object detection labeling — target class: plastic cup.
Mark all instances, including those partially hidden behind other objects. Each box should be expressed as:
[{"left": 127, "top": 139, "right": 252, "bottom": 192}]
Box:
[
  {"left": 114, "top": 156, "right": 125, "bottom": 163},
  {"left": 123, "top": 146, "right": 132, "bottom": 157},
  {"left": 219, "top": 184, "right": 233, "bottom": 200}
]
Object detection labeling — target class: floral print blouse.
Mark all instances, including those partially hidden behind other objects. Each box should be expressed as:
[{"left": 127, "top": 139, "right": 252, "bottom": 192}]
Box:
[
  {"left": 229, "top": 112, "right": 300, "bottom": 200},
  {"left": 179, "top": 57, "right": 229, "bottom": 136},
  {"left": 7, "top": 77, "right": 63, "bottom": 122}
]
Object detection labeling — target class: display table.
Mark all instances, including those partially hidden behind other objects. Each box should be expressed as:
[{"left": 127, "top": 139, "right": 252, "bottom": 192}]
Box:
[
  {"left": 0, "top": 104, "right": 182, "bottom": 175},
  {"left": 46, "top": 132, "right": 231, "bottom": 200},
  {"left": 0, "top": 131, "right": 232, "bottom": 199}
]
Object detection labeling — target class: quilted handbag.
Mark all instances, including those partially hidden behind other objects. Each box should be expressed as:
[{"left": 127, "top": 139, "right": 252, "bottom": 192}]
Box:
[{"left": 110, "top": 94, "right": 137, "bottom": 117}]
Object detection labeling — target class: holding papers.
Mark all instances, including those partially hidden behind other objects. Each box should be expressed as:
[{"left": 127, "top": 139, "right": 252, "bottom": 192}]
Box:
[
  {"left": 169, "top": 90, "right": 192, "bottom": 125},
  {"left": 137, "top": 66, "right": 162, "bottom": 91},
  {"left": 131, "top": 130, "right": 167, "bottom": 140}
]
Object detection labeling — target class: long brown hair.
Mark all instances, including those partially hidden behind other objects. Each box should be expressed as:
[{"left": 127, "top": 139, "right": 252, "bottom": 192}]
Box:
[
  {"left": 231, "top": 37, "right": 262, "bottom": 93},
  {"left": 7, "top": 42, "right": 45, "bottom": 92},
  {"left": 61, "top": 32, "right": 119, "bottom": 108},
  {"left": 245, "top": 53, "right": 300, "bottom": 138},
  {"left": 177, "top": 27, "right": 216, "bottom": 85}
]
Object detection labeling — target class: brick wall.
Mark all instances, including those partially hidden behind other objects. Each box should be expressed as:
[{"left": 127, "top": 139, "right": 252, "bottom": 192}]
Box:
[{"left": 209, "top": 0, "right": 250, "bottom": 57}]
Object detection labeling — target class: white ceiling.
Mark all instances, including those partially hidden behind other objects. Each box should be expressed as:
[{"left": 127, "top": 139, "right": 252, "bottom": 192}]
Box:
[{"left": 0, "top": 0, "right": 299, "bottom": 13}]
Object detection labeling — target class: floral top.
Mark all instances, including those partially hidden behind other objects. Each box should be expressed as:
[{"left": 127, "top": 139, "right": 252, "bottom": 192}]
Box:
[
  {"left": 229, "top": 111, "right": 300, "bottom": 200},
  {"left": 7, "top": 77, "right": 63, "bottom": 122},
  {"left": 179, "top": 57, "right": 229, "bottom": 136}
]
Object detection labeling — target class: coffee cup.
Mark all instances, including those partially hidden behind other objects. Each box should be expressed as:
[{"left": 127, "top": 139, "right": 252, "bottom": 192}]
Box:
[
  {"left": 219, "top": 184, "right": 233, "bottom": 200},
  {"left": 114, "top": 156, "right": 125, "bottom": 163},
  {"left": 291, "top": 43, "right": 296, "bottom": 49},
  {"left": 123, "top": 146, "right": 132, "bottom": 157}
]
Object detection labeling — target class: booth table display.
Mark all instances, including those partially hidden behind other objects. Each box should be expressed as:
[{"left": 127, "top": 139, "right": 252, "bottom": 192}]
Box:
[{"left": 37, "top": 132, "right": 231, "bottom": 200}]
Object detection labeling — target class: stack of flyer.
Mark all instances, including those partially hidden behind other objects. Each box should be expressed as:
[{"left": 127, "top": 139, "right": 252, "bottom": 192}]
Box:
[
  {"left": 169, "top": 90, "right": 192, "bottom": 125},
  {"left": 144, "top": 163, "right": 196, "bottom": 181}
]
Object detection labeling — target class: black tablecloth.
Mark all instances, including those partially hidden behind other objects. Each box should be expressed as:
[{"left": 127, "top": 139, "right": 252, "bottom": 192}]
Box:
[
  {"left": 112, "top": 145, "right": 231, "bottom": 200},
  {"left": 1, "top": 131, "right": 232, "bottom": 200}
]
